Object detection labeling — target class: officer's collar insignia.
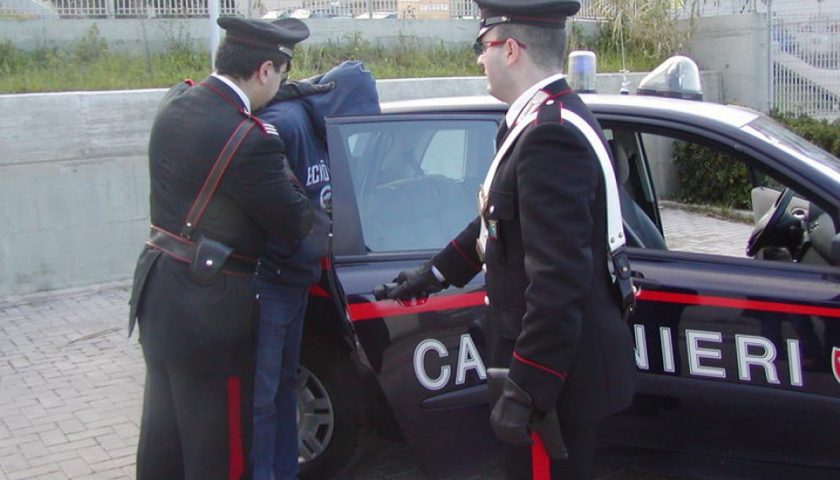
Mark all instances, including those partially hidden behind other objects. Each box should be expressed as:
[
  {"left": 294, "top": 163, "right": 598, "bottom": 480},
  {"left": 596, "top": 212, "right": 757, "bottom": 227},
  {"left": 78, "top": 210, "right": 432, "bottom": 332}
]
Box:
[{"left": 514, "top": 90, "right": 550, "bottom": 126}]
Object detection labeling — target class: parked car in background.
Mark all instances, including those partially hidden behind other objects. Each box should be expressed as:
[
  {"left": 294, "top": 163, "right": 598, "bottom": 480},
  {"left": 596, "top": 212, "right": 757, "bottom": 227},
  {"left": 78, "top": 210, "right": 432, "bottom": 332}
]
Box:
[{"left": 293, "top": 60, "right": 840, "bottom": 479}]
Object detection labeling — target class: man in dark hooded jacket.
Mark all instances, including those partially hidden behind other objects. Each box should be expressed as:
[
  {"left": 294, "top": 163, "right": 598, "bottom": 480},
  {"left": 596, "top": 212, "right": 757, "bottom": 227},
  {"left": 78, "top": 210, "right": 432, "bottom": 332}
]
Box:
[{"left": 251, "top": 61, "right": 380, "bottom": 479}]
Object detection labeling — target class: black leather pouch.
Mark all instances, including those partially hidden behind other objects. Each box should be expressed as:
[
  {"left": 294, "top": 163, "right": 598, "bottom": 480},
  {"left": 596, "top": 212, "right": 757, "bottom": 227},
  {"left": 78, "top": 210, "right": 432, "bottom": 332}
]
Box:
[{"left": 189, "top": 236, "right": 233, "bottom": 283}]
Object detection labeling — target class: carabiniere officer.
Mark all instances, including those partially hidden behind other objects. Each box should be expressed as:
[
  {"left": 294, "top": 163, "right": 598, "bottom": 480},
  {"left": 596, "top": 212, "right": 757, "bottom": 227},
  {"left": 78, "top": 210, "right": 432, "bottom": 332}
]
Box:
[
  {"left": 378, "top": 1, "right": 638, "bottom": 478},
  {"left": 128, "top": 17, "right": 314, "bottom": 480}
]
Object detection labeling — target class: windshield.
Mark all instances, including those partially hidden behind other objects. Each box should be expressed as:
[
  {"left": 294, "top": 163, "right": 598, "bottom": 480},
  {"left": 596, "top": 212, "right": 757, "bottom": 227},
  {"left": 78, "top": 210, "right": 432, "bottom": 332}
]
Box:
[{"left": 743, "top": 115, "right": 840, "bottom": 179}]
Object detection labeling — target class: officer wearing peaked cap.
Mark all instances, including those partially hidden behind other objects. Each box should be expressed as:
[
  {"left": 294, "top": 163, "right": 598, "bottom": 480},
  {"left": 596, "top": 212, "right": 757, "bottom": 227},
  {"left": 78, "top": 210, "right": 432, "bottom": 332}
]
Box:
[
  {"left": 128, "top": 16, "right": 328, "bottom": 480},
  {"left": 377, "top": 0, "right": 637, "bottom": 478}
]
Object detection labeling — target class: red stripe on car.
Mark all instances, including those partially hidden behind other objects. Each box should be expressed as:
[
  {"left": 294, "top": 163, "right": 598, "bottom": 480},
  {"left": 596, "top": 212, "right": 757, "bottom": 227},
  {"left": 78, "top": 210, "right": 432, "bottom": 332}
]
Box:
[{"left": 347, "top": 290, "right": 840, "bottom": 322}]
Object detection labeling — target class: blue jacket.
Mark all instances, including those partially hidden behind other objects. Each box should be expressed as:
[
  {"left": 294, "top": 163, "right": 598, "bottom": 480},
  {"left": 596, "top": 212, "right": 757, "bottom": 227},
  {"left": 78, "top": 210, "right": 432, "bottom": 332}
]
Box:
[{"left": 257, "top": 61, "right": 380, "bottom": 286}]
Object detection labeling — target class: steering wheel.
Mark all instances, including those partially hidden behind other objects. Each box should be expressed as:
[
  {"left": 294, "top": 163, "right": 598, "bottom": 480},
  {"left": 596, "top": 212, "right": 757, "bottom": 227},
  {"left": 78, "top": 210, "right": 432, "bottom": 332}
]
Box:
[{"left": 746, "top": 187, "right": 795, "bottom": 257}]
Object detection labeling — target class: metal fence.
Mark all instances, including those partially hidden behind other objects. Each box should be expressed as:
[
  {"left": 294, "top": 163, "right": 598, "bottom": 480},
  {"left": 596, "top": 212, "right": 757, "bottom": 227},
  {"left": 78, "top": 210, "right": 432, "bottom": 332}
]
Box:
[
  {"left": 1, "top": 0, "right": 598, "bottom": 19},
  {"left": 769, "top": 0, "right": 840, "bottom": 119}
]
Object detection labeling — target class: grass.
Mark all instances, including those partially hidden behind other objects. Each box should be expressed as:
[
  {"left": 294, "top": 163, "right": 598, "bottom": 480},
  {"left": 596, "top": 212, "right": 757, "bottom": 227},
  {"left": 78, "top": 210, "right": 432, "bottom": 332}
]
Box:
[{"left": 0, "top": 27, "right": 667, "bottom": 94}]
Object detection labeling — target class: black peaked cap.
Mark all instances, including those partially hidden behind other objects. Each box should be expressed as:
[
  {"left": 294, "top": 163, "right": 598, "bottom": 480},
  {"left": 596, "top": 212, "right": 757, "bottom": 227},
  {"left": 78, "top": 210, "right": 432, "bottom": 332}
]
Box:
[
  {"left": 474, "top": 0, "right": 580, "bottom": 36},
  {"left": 217, "top": 17, "right": 309, "bottom": 58}
]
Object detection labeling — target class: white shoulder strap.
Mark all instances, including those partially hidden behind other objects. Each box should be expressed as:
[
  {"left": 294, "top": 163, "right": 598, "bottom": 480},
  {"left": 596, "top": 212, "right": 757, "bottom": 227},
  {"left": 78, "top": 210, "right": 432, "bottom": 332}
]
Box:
[
  {"left": 558, "top": 108, "right": 626, "bottom": 253},
  {"left": 477, "top": 102, "right": 626, "bottom": 259}
]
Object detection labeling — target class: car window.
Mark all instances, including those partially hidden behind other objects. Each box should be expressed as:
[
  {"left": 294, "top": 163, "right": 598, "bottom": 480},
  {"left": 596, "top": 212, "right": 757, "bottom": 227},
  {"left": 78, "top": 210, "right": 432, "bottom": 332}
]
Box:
[
  {"left": 338, "top": 118, "right": 497, "bottom": 252},
  {"left": 610, "top": 126, "right": 838, "bottom": 267}
]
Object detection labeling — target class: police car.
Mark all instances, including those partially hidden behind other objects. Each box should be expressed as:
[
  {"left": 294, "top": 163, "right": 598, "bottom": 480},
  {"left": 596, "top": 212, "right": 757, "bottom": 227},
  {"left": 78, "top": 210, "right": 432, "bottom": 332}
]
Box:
[{"left": 296, "top": 58, "right": 840, "bottom": 478}]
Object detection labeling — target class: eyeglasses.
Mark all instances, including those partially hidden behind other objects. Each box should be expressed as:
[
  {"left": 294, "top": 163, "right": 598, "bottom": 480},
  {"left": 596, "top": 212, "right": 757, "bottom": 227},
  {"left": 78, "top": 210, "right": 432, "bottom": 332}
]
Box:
[
  {"left": 472, "top": 38, "right": 527, "bottom": 56},
  {"left": 280, "top": 60, "right": 292, "bottom": 83}
]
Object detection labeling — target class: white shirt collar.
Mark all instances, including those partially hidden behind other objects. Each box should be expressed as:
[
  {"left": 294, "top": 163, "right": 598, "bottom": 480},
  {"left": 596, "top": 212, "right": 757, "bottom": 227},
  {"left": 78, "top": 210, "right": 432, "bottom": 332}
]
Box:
[
  {"left": 505, "top": 72, "right": 566, "bottom": 127},
  {"left": 211, "top": 72, "right": 251, "bottom": 114}
]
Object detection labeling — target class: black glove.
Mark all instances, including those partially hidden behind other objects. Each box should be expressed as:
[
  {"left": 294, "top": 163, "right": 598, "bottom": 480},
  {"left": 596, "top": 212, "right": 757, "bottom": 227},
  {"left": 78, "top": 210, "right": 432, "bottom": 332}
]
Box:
[
  {"left": 490, "top": 377, "right": 534, "bottom": 447},
  {"left": 273, "top": 77, "right": 335, "bottom": 102},
  {"left": 376, "top": 261, "right": 446, "bottom": 301}
]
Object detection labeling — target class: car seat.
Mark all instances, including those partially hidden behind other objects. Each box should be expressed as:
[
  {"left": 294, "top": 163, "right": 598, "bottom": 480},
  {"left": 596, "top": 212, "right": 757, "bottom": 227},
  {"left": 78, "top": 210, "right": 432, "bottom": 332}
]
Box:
[{"left": 609, "top": 140, "right": 667, "bottom": 250}]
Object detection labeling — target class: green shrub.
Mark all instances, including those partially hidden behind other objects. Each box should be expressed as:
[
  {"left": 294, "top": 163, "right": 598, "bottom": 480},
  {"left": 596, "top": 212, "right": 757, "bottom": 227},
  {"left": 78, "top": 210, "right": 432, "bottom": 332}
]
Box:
[
  {"left": 770, "top": 111, "right": 840, "bottom": 158},
  {"left": 674, "top": 113, "right": 840, "bottom": 209},
  {"left": 673, "top": 141, "right": 752, "bottom": 209}
]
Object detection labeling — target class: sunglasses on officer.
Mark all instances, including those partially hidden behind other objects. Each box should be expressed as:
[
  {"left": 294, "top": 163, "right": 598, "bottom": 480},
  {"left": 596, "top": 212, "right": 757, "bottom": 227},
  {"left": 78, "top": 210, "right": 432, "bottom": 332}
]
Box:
[
  {"left": 472, "top": 38, "right": 528, "bottom": 56},
  {"left": 280, "top": 60, "right": 291, "bottom": 83}
]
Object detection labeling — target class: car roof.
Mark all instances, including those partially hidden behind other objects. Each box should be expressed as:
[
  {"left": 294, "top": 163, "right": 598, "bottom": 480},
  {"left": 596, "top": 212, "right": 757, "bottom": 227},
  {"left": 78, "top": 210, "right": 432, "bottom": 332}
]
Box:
[{"left": 380, "top": 94, "right": 761, "bottom": 129}]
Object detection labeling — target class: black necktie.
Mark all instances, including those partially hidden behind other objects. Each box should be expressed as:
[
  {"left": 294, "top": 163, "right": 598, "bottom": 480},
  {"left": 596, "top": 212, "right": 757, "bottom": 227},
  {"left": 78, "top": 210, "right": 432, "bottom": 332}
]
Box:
[{"left": 495, "top": 121, "right": 509, "bottom": 148}]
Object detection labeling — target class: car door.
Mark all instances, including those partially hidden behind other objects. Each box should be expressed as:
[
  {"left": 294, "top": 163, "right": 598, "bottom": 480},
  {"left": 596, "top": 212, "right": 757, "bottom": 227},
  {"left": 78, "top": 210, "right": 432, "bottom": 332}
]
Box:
[
  {"left": 325, "top": 112, "right": 503, "bottom": 476},
  {"left": 597, "top": 113, "right": 840, "bottom": 469}
]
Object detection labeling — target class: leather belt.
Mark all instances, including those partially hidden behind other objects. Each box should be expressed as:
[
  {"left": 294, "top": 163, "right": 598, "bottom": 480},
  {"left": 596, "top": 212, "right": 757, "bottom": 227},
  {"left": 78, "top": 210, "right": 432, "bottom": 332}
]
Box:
[{"left": 145, "top": 226, "right": 257, "bottom": 275}]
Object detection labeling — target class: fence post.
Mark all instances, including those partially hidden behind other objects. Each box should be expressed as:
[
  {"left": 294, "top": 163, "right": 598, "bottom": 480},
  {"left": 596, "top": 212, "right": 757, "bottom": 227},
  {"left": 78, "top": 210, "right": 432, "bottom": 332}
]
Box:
[
  {"left": 767, "top": 0, "right": 773, "bottom": 112},
  {"left": 106, "top": 0, "right": 115, "bottom": 18},
  {"left": 209, "top": 0, "right": 220, "bottom": 70}
]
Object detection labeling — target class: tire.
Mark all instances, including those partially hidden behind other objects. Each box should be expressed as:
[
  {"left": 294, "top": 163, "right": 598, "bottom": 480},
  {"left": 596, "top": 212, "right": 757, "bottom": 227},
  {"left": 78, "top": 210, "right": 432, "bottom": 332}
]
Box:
[{"left": 298, "top": 337, "right": 367, "bottom": 479}]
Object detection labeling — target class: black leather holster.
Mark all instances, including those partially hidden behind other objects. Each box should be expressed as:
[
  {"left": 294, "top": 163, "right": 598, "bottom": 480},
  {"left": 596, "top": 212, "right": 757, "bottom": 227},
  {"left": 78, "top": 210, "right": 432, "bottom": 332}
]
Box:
[{"left": 146, "top": 227, "right": 256, "bottom": 278}]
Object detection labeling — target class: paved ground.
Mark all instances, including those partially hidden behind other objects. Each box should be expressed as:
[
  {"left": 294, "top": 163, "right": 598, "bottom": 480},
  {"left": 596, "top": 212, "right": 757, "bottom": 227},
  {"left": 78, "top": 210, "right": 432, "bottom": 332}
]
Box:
[{"left": 0, "top": 205, "right": 753, "bottom": 480}]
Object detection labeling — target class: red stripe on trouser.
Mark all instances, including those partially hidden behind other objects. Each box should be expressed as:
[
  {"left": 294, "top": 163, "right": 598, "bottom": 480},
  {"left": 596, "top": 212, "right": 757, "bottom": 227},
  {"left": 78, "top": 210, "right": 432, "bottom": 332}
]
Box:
[
  {"left": 226, "top": 377, "right": 244, "bottom": 480},
  {"left": 531, "top": 432, "right": 550, "bottom": 480}
]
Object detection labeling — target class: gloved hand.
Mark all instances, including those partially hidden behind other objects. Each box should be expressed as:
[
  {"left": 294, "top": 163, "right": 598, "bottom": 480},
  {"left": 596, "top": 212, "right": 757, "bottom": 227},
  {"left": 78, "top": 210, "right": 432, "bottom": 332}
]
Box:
[
  {"left": 273, "top": 75, "right": 335, "bottom": 102},
  {"left": 490, "top": 377, "right": 535, "bottom": 447},
  {"left": 376, "top": 261, "right": 446, "bottom": 301}
]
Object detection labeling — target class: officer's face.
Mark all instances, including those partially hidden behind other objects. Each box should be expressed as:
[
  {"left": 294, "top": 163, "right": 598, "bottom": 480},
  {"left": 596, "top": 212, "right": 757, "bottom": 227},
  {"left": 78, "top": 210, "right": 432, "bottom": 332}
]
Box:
[
  {"left": 254, "top": 60, "right": 288, "bottom": 111},
  {"left": 476, "top": 29, "right": 514, "bottom": 103}
]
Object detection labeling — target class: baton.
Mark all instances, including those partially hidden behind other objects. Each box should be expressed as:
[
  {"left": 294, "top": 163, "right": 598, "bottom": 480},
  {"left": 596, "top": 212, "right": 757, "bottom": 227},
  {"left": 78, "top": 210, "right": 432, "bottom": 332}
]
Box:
[{"left": 487, "top": 368, "right": 567, "bottom": 480}]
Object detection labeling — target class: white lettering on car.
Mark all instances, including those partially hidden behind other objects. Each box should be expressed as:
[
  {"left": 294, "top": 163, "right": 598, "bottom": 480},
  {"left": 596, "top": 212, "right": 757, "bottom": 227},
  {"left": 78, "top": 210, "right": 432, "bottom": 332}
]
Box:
[
  {"left": 687, "top": 329, "right": 726, "bottom": 378},
  {"left": 414, "top": 334, "right": 486, "bottom": 390},
  {"left": 661, "top": 327, "right": 676, "bottom": 373},
  {"left": 632, "top": 325, "right": 804, "bottom": 387},
  {"left": 634, "top": 324, "right": 649, "bottom": 370},
  {"left": 455, "top": 334, "right": 487, "bottom": 385},
  {"left": 414, "top": 339, "right": 450, "bottom": 390},
  {"left": 736, "top": 334, "right": 780, "bottom": 384},
  {"left": 417, "top": 327, "right": 806, "bottom": 391}
]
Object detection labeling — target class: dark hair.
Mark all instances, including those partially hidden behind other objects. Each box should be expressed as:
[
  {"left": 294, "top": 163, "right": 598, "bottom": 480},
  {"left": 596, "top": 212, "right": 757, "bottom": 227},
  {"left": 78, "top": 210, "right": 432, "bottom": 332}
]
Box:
[
  {"left": 214, "top": 41, "right": 288, "bottom": 80},
  {"left": 494, "top": 24, "right": 568, "bottom": 71}
]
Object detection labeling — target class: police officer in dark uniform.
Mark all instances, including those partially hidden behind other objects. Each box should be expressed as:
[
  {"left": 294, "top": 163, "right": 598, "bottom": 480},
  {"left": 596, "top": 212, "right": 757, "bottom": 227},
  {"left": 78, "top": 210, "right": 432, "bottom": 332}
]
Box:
[
  {"left": 378, "top": 1, "right": 637, "bottom": 478},
  {"left": 128, "top": 17, "right": 315, "bottom": 480}
]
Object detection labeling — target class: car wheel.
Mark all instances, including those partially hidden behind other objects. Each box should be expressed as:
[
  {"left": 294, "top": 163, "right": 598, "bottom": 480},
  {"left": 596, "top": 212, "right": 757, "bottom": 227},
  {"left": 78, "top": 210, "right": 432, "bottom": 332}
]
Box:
[{"left": 298, "top": 338, "right": 366, "bottom": 479}]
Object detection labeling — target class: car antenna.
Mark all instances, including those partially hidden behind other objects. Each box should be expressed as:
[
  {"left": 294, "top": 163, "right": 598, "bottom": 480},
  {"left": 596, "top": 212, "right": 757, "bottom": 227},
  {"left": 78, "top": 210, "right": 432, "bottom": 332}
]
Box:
[{"left": 619, "top": 26, "right": 630, "bottom": 95}]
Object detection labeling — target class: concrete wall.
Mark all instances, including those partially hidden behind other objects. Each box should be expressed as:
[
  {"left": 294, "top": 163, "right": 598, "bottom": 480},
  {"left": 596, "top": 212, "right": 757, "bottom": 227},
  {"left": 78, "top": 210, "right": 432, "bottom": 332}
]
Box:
[{"left": 688, "top": 13, "right": 771, "bottom": 111}]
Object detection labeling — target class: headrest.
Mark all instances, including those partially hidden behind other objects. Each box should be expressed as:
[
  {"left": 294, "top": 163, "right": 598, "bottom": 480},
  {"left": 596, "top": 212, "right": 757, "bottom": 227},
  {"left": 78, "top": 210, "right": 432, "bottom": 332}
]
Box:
[{"left": 609, "top": 139, "right": 630, "bottom": 185}]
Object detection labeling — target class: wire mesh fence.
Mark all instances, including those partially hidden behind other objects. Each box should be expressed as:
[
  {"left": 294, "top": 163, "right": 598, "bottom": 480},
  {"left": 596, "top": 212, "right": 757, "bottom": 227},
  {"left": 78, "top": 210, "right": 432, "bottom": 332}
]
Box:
[
  {"left": 769, "top": 0, "right": 840, "bottom": 119},
  {"left": 0, "top": 0, "right": 599, "bottom": 19}
]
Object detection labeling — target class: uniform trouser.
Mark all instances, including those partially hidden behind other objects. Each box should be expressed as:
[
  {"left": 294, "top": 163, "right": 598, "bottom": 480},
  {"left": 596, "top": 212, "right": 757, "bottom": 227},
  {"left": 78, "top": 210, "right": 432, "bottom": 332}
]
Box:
[
  {"left": 251, "top": 280, "right": 309, "bottom": 480},
  {"left": 136, "top": 353, "right": 255, "bottom": 480},
  {"left": 488, "top": 334, "right": 599, "bottom": 480}
]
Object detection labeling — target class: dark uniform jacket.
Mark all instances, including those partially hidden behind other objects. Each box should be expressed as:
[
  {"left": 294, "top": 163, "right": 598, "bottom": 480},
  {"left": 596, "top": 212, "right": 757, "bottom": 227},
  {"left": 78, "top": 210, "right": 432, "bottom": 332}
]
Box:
[
  {"left": 432, "top": 78, "right": 636, "bottom": 423},
  {"left": 128, "top": 76, "right": 313, "bottom": 368}
]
